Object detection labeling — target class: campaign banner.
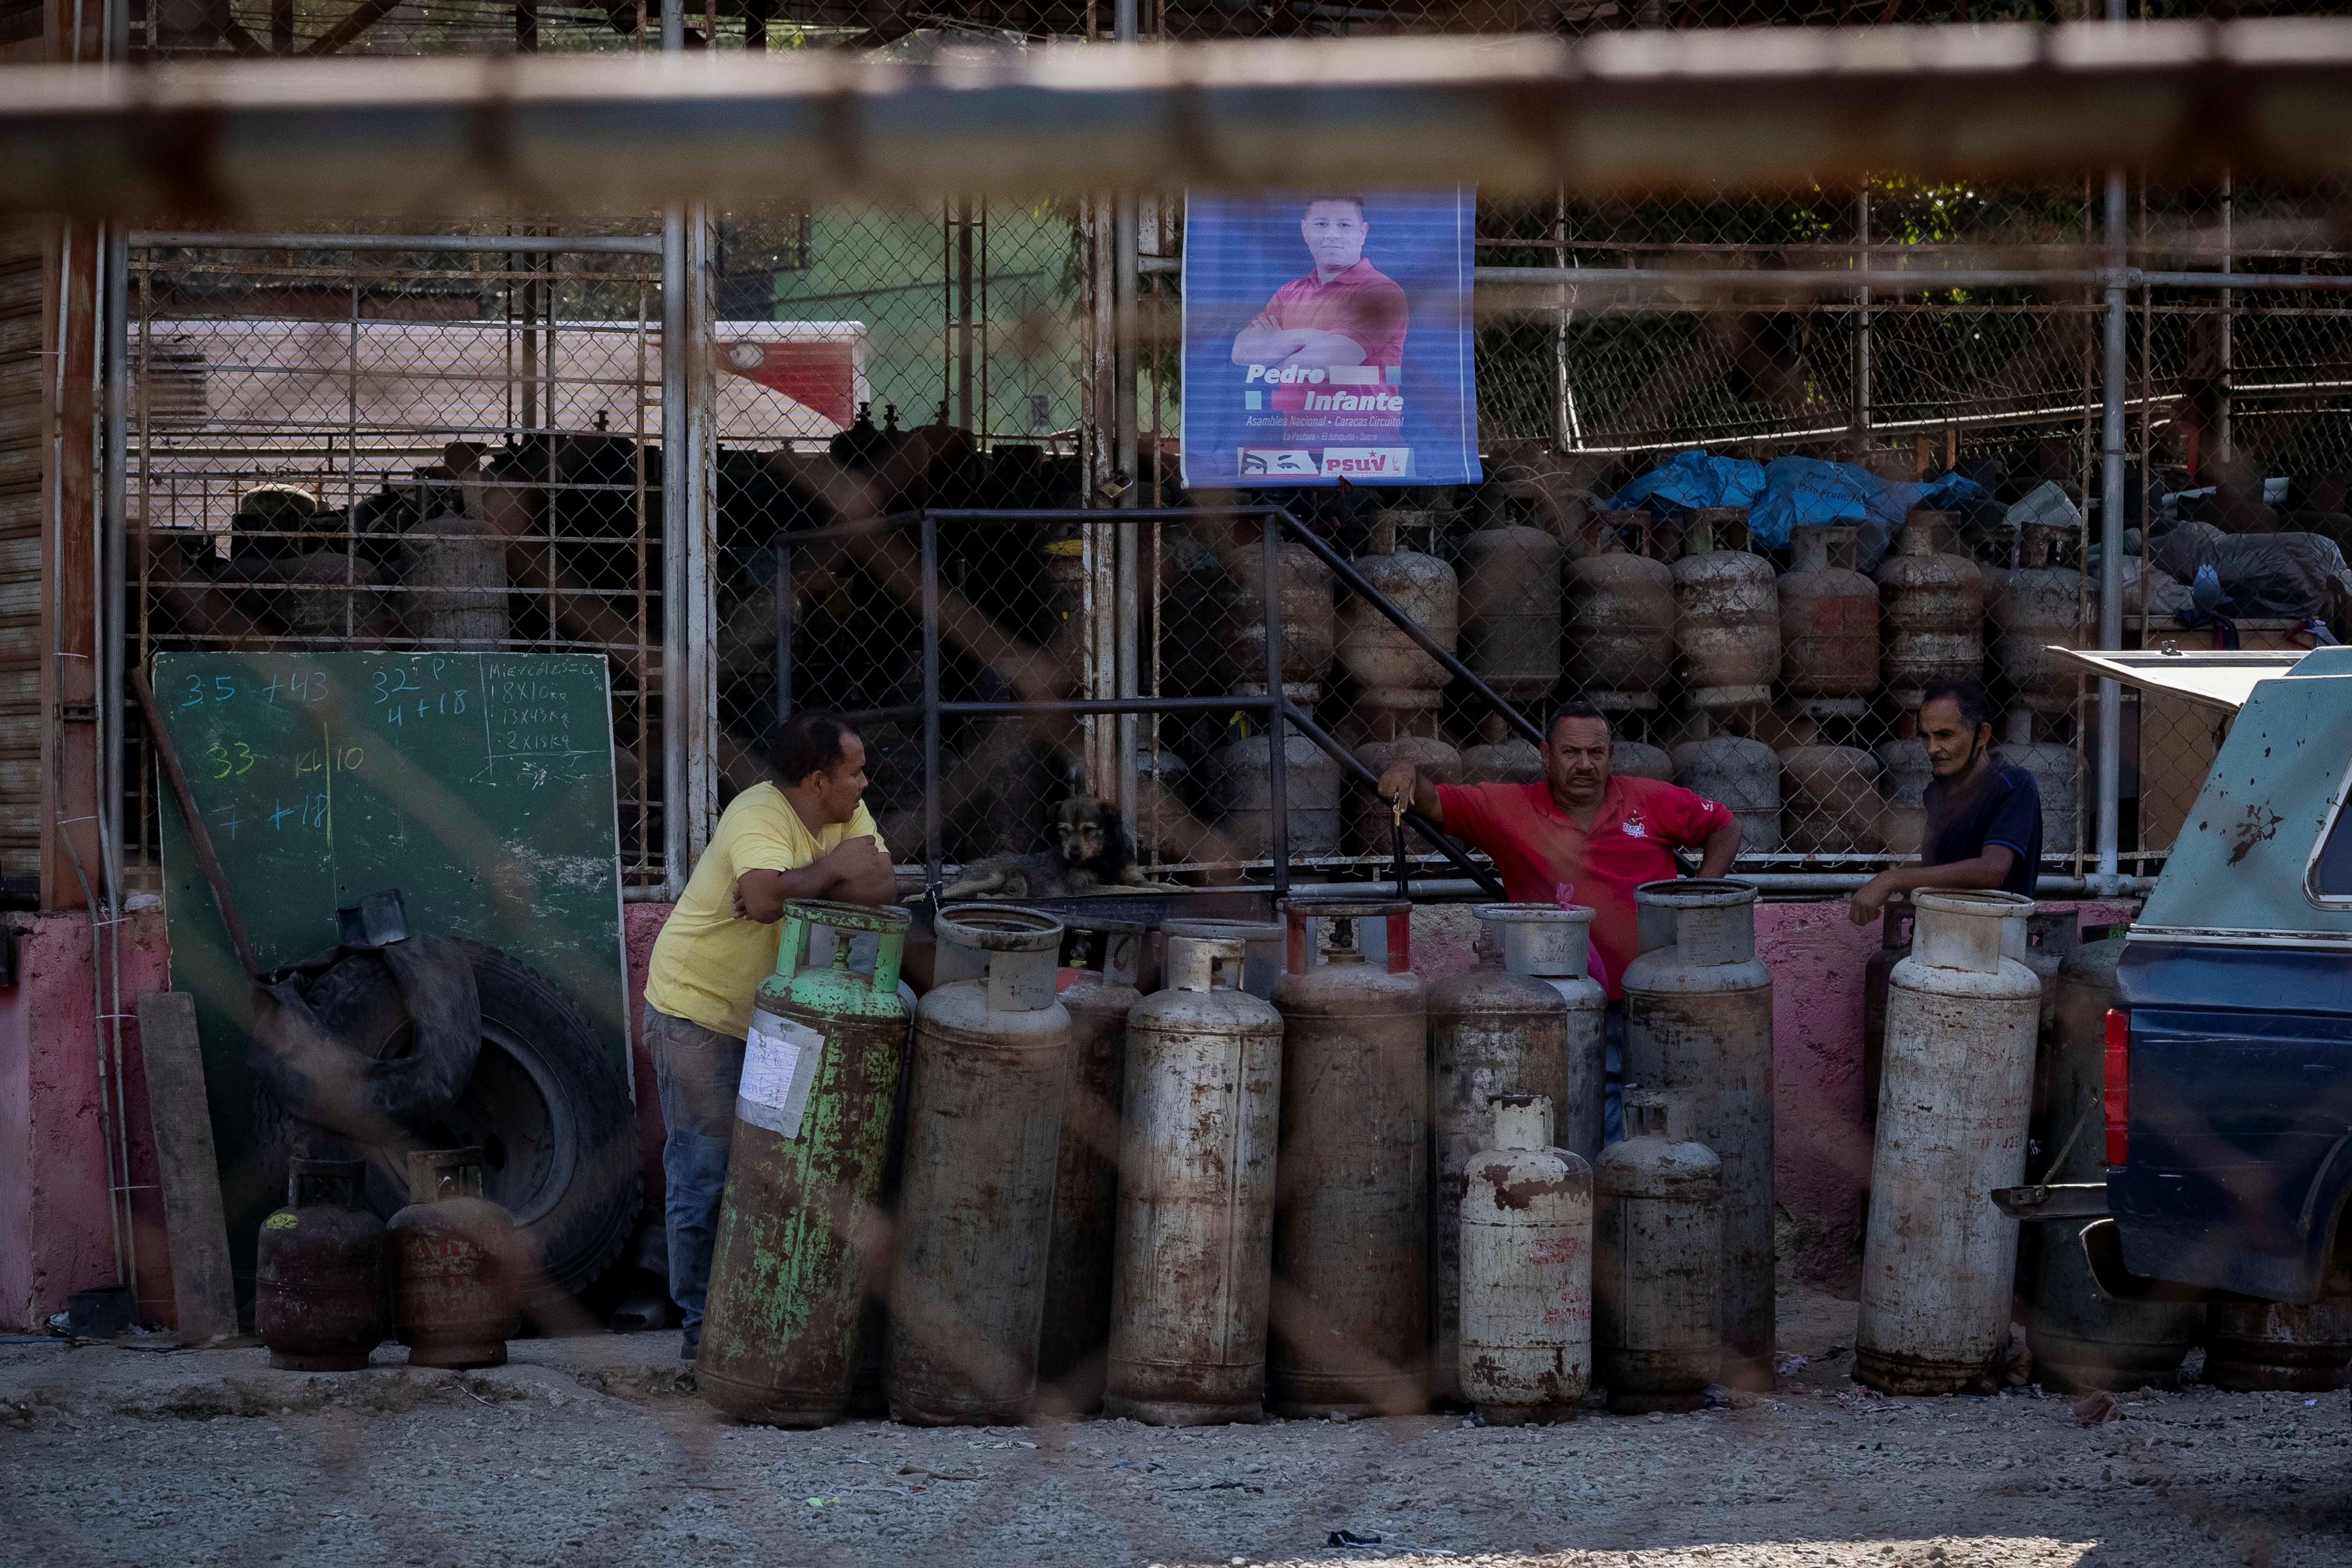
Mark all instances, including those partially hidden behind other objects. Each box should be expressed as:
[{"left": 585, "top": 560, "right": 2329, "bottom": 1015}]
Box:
[{"left": 1181, "top": 190, "right": 1481, "bottom": 490}]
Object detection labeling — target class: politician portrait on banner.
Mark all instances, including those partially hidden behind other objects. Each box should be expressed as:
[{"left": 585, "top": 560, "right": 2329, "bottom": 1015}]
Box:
[{"left": 1181, "top": 190, "right": 1481, "bottom": 489}]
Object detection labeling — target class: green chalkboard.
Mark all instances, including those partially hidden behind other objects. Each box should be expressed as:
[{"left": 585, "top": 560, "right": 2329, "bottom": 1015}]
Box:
[{"left": 153, "top": 650, "right": 630, "bottom": 1273}]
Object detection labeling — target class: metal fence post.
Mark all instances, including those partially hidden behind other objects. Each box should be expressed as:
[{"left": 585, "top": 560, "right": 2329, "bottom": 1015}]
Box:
[
  {"left": 922, "top": 513, "right": 944, "bottom": 900},
  {"left": 1262, "top": 516, "right": 1289, "bottom": 898},
  {"left": 2093, "top": 10, "right": 2129, "bottom": 898},
  {"left": 660, "top": 0, "right": 691, "bottom": 899}
]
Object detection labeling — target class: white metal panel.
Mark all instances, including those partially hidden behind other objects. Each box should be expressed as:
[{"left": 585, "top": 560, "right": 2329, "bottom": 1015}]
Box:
[{"left": 2044, "top": 645, "right": 2311, "bottom": 714}]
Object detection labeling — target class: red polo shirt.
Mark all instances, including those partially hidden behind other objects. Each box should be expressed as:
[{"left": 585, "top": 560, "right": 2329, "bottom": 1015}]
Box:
[
  {"left": 1436, "top": 776, "right": 1734, "bottom": 999},
  {"left": 1251, "top": 260, "right": 1407, "bottom": 413}
]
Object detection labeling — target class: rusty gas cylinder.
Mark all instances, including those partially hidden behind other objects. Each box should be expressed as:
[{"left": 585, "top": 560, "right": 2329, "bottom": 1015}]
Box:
[
  {"left": 1621, "top": 879, "right": 1775, "bottom": 1389},
  {"left": 1780, "top": 742, "right": 1884, "bottom": 857},
  {"left": 1779, "top": 525, "right": 1877, "bottom": 714},
  {"left": 1565, "top": 513, "right": 1673, "bottom": 713},
  {"left": 1336, "top": 509, "right": 1457, "bottom": 727},
  {"left": 1428, "top": 914, "right": 1573, "bottom": 1405},
  {"left": 1876, "top": 512, "right": 1986, "bottom": 709},
  {"left": 256, "top": 1157, "right": 390, "bottom": 1372},
  {"left": 1459, "top": 1094, "right": 1592, "bottom": 1425},
  {"left": 1036, "top": 918, "right": 1149, "bottom": 1415},
  {"left": 1270, "top": 899, "right": 1429, "bottom": 1418},
  {"left": 1594, "top": 1090, "right": 1723, "bottom": 1413},
  {"left": 389, "top": 1149, "right": 521, "bottom": 1370},
  {"left": 1671, "top": 508, "right": 1780, "bottom": 712},
  {"left": 887, "top": 906, "right": 1070, "bottom": 1425},
  {"left": 1857, "top": 891, "right": 2042, "bottom": 1396},
  {"left": 2203, "top": 1301, "right": 2352, "bottom": 1393},
  {"left": 1104, "top": 935, "right": 1286, "bottom": 1425}
]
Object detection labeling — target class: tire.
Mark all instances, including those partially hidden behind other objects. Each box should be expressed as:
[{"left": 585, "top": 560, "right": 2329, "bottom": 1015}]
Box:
[{"left": 255, "top": 939, "right": 641, "bottom": 1313}]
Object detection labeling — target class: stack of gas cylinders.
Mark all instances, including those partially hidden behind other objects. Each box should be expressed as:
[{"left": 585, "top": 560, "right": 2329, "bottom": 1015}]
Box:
[
  {"left": 255, "top": 1146, "right": 521, "bottom": 1372},
  {"left": 695, "top": 884, "right": 1784, "bottom": 1427}
]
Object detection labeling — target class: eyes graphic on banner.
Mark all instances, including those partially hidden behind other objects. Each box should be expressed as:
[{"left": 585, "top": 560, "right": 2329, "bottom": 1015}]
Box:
[{"left": 1182, "top": 189, "right": 1482, "bottom": 490}]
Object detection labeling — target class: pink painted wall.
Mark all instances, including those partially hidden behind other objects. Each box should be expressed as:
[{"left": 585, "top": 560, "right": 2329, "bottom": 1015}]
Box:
[{"left": 4, "top": 894, "right": 2137, "bottom": 1329}]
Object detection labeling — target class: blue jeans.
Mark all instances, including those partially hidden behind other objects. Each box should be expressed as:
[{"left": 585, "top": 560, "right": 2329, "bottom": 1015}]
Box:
[
  {"left": 1604, "top": 1003, "right": 1625, "bottom": 1146},
  {"left": 647, "top": 1007, "right": 746, "bottom": 1348}
]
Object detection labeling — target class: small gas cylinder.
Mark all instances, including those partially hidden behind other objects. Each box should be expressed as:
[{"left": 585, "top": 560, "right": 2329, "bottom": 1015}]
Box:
[
  {"left": 1672, "top": 733, "right": 1782, "bottom": 857},
  {"left": 700, "top": 902, "right": 914, "bottom": 1426},
  {"left": 1458, "top": 718, "right": 1543, "bottom": 785},
  {"left": 1876, "top": 512, "right": 1986, "bottom": 709},
  {"left": 1989, "top": 522, "right": 2089, "bottom": 720},
  {"left": 1104, "top": 936, "right": 1286, "bottom": 1425},
  {"left": 1565, "top": 513, "right": 1673, "bottom": 712},
  {"left": 1037, "top": 918, "right": 1148, "bottom": 1414},
  {"left": 1478, "top": 903, "right": 1609, "bottom": 1162},
  {"left": 1350, "top": 724, "right": 1460, "bottom": 856},
  {"left": 1202, "top": 723, "right": 1343, "bottom": 858},
  {"left": 1780, "top": 743, "right": 1884, "bottom": 856},
  {"left": 1857, "top": 890, "right": 2042, "bottom": 1395},
  {"left": 1460, "top": 1094, "right": 1593, "bottom": 1425},
  {"left": 2203, "top": 1301, "right": 2352, "bottom": 1393},
  {"left": 1270, "top": 900, "right": 1429, "bottom": 1418},
  {"left": 1612, "top": 740, "right": 1676, "bottom": 783},
  {"left": 1336, "top": 510, "right": 1457, "bottom": 725},
  {"left": 1621, "top": 879, "right": 1775, "bottom": 1388},
  {"left": 1457, "top": 511, "right": 1564, "bottom": 710},
  {"left": 1224, "top": 537, "right": 1336, "bottom": 701},
  {"left": 1875, "top": 737, "right": 1933, "bottom": 857},
  {"left": 1671, "top": 508, "right": 1780, "bottom": 712},
  {"left": 887, "top": 905, "right": 1070, "bottom": 1425},
  {"left": 389, "top": 1149, "right": 521, "bottom": 1371},
  {"left": 1779, "top": 525, "right": 1877, "bottom": 711},
  {"left": 256, "top": 1157, "right": 389, "bottom": 1372},
  {"left": 1594, "top": 1090, "right": 1723, "bottom": 1414},
  {"left": 1428, "top": 914, "right": 1572, "bottom": 1405}
]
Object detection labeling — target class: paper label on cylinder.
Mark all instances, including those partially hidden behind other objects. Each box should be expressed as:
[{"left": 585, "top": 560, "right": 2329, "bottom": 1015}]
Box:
[{"left": 739, "top": 1012, "right": 826, "bottom": 1139}]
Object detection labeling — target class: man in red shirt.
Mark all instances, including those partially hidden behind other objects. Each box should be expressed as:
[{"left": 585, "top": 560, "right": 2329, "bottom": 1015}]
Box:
[
  {"left": 1229, "top": 196, "right": 1408, "bottom": 426},
  {"left": 1380, "top": 699, "right": 1742, "bottom": 1141}
]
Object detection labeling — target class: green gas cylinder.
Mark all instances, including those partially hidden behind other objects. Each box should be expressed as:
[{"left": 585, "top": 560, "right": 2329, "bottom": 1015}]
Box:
[{"left": 698, "top": 899, "right": 914, "bottom": 1427}]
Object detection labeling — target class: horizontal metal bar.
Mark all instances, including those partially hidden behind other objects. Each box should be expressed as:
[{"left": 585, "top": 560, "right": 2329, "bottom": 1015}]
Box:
[
  {"left": 14, "top": 21, "right": 2352, "bottom": 215},
  {"left": 129, "top": 230, "right": 663, "bottom": 255},
  {"left": 1153, "top": 256, "right": 2352, "bottom": 292},
  {"left": 923, "top": 507, "right": 1287, "bottom": 522},
  {"left": 942, "top": 695, "right": 1275, "bottom": 717}
]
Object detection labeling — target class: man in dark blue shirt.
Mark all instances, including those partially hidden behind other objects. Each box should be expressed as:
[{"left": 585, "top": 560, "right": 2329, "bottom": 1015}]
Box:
[{"left": 1850, "top": 678, "right": 2043, "bottom": 925}]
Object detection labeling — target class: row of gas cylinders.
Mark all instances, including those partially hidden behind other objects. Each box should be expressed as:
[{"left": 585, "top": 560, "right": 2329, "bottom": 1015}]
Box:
[
  {"left": 252, "top": 1148, "right": 522, "bottom": 1373},
  {"left": 1866, "top": 900, "right": 2352, "bottom": 1396},
  {"left": 693, "top": 884, "right": 1783, "bottom": 1428},
  {"left": 1224, "top": 507, "right": 2086, "bottom": 726}
]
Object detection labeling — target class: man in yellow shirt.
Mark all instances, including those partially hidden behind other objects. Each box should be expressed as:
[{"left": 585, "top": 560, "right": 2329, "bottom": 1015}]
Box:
[{"left": 642, "top": 709, "right": 896, "bottom": 1355}]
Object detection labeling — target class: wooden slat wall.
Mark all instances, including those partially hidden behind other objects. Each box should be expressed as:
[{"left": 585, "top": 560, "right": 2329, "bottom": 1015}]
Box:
[{"left": 0, "top": 235, "right": 43, "bottom": 890}]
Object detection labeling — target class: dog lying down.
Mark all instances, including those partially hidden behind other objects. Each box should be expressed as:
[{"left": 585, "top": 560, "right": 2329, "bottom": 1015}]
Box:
[{"left": 940, "top": 797, "right": 1183, "bottom": 899}]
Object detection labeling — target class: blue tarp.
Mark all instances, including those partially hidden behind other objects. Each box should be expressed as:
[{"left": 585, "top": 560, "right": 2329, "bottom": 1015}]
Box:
[{"left": 1608, "top": 449, "right": 1988, "bottom": 556}]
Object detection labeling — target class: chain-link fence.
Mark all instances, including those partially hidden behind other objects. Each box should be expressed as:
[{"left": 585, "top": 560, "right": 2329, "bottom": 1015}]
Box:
[{"left": 111, "top": 4, "right": 2352, "bottom": 886}]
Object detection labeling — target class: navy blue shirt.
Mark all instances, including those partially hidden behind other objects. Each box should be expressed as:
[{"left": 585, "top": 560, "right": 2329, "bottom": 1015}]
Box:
[{"left": 1920, "top": 757, "right": 2042, "bottom": 895}]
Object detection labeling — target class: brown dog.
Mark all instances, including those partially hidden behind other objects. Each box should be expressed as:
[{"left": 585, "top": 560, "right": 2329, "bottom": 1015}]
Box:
[{"left": 940, "top": 796, "right": 1173, "bottom": 899}]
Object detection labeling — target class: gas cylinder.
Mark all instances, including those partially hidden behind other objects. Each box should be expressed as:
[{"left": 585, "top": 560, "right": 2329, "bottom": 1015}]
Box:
[
  {"left": 2203, "top": 1301, "right": 2352, "bottom": 1393},
  {"left": 1779, "top": 743, "right": 1884, "bottom": 856},
  {"left": 2004, "top": 721, "right": 2083, "bottom": 859},
  {"left": 1612, "top": 740, "right": 1675, "bottom": 784},
  {"left": 1671, "top": 508, "right": 1780, "bottom": 712},
  {"left": 1036, "top": 918, "right": 1147, "bottom": 1413},
  {"left": 1672, "top": 734, "right": 1782, "bottom": 856},
  {"left": 1161, "top": 918, "right": 1285, "bottom": 1002},
  {"left": 699, "top": 902, "right": 916, "bottom": 1426},
  {"left": 1565, "top": 513, "right": 1674, "bottom": 712},
  {"left": 1478, "top": 903, "right": 1608, "bottom": 1163},
  {"left": 1428, "top": 915, "right": 1573, "bottom": 1405},
  {"left": 389, "top": 1149, "right": 520, "bottom": 1370},
  {"left": 1201, "top": 723, "right": 1343, "bottom": 858},
  {"left": 1350, "top": 723, "right": 1460, "bottom": 856},
  {"left": 256, "top": 1157, "right": 389, "bottom": 1372},
  {"left": 1459, "top": 720, "right": 1543, "bottom": 785},
  {"left": 1857, "top": 890, "right": 2042, "bottom": 1395},
  {"left": 1225, "top": 538, "right": 1335, "bottom": 702},
  {"left": 1594, "top": 1090, "right": 1723, "bottom": 1414},
  {"left": 1875, "top": 737, "right": 1933, "bottom": 857},
  {"left": 1621, "top": 879, "right": 1775, "bottom": 1388},
  {"left": 1876, "top": 512, "right": 1986, "bottom": 708},
  {"left": 1457, "top": 513, "right": 1564, "bottom": 710},
  {"left": 2019, "top": 932, "right": 2201, "bottom": 1392},
  {"left": 1990, "top": 522, "right": 2089, "bottom": 720},
  {"left": 1336, "top": 510, "right": 1457, "bottom": 726},
  {"left": 1459, "top": 1094, "right": 1593, "bottom": 1425},
  {"left": 1270, "top": 899, "right": 1429, "bottom": 1418},
  {"left": 1104, "top": 935, "right": 1286, "bottom": 1425},
  {"left": 2020, "top": 910, "right": 2079, "bottom": 1038},
  {"left": 1779, "top": 525, "right": 1877, "bottom": 713},
  {"left": 886, "top": 906, "right": 1070, "bottom": 1425},
  {"left": 1860, "top": 900, "right": 1914, "bottom": 1131}
]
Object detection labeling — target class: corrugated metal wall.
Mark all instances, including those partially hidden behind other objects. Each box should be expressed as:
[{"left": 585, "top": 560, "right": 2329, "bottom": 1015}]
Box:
[{"left": 0, "top": 231, "right": 41, "bottom": 893}]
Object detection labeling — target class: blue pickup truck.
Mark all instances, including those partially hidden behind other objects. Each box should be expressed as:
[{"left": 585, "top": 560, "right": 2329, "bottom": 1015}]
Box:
[{"left": 2073, "top": 644, "right": 2352, "bottom": 1305}]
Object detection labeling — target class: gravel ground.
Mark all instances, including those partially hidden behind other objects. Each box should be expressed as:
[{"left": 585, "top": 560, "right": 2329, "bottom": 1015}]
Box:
[{"left": 3, "top": 1290, "right": 2348, "bottom": 1568}]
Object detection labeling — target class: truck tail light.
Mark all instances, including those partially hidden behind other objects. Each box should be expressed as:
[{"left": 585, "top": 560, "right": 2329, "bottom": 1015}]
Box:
[{"left": 2103, "top": 1008, "right": 2131, "bottom": 1166}]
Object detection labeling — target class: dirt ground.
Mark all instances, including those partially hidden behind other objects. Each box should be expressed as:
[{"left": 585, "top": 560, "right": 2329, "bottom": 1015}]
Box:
[{"left": 4, "top": 1288, "right": 2347, "bottom": 1568}]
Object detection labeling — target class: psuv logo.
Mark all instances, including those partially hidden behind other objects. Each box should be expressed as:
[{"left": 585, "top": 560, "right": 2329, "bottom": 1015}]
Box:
[{"left": 1320, "top": 448, "right": 1413, "bottom": 477}]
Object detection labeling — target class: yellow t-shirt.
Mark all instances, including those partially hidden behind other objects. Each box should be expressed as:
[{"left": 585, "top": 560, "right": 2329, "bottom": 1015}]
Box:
[{"left": 643, "top": 783, "right": 885, "bottom": 1039}]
